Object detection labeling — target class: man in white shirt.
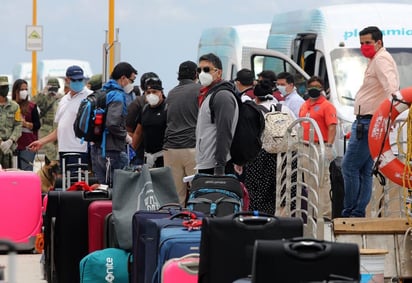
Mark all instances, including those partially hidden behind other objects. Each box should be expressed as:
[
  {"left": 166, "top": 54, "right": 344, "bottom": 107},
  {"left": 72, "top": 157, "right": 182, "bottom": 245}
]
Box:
[
  {"left": 276, "top": 72, "right": 304, "bottom": 118},
  {"left": 28, "top": 65, "right": 92, "bottom": 167}
]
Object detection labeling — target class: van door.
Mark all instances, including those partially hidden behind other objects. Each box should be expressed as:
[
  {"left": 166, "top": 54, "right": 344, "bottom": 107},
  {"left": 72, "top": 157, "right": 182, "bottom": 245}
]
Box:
[
  {"left": 242, "top": 47, "right": 310, "bottom": 97},
  {"left": 293, "top": 33, "right": 330, "bottom": 95}
]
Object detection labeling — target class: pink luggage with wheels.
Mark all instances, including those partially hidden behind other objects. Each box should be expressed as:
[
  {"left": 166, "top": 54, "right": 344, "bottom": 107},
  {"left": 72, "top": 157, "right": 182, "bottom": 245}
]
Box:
[
  {"left": 0, "top": 171, "right": 42, "bottom": 244},
  {"left": 88, "top": 200, "right": 112, "bottom": 253},
  {"left": 161, "top": 253, "right": 199, "bottom": 283}
]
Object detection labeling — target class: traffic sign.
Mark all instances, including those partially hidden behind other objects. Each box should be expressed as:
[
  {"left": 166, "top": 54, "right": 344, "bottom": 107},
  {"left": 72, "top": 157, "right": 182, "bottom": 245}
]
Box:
[{"left": 26, "top": 25, "right": 43, "bottom": 51}]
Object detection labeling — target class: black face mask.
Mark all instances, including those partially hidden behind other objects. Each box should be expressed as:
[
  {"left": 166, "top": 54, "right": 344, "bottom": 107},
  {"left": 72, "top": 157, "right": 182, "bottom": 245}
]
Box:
[
  {"left": 0, "top": 86, "right": 9, "bottom": 97},
  {"left": 307, "top": 87, "right": 322, "bottom": 98}
]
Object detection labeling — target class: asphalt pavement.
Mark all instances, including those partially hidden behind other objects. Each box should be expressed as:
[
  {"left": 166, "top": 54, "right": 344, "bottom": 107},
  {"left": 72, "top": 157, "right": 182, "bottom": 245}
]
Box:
[{"left": 0, "top": 253, "right": 45, "bottom": 282}]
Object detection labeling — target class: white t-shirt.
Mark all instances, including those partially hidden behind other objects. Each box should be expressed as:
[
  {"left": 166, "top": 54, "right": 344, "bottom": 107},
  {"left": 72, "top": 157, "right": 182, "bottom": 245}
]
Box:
[{"left": 54, "top": 87, "right": 92, "bottom": 152}]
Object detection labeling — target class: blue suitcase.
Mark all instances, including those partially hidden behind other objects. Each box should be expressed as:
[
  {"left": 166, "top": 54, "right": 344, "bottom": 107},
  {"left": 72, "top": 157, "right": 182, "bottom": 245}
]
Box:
[
  {"left": 131, "top": 209, "right": 201, "bottom": 283},
  {"left": 153, "top": 227, "right": 201, "bottom": 283}
]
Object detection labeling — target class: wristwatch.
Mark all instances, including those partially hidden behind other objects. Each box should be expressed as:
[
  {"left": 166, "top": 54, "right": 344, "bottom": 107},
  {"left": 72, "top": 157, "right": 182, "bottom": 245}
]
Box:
[{"left": 325, "top": 143, "right": 333, "bottom": 147}]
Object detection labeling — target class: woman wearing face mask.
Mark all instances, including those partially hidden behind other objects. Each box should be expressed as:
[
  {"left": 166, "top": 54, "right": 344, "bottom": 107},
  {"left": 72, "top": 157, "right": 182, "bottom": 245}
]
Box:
[
  {"left": 131, "top": 78, "right": 167, "bottom": 168},
  {"left": 12, "top": 79, "right": 41, "bottom": 171}
]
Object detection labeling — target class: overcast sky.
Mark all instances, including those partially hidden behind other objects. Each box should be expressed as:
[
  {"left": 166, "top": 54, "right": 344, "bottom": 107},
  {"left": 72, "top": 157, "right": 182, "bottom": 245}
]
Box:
[{"left": 1, "top": 0, "right": 410, "bottom": 92}]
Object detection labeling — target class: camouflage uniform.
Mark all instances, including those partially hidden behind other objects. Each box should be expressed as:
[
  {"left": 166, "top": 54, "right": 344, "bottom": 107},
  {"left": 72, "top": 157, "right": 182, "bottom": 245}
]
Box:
[
  {"left": 0, "top": 76, "right": 22, "bottom": 168},
  {"left": 33, "top": 77, "right": 62, "bottom": 160}
]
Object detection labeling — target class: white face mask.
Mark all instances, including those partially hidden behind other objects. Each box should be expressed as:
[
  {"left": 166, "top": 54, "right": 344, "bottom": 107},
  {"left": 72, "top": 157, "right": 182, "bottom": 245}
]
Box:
[
  {"left": 123, "top": 83, "right": 134, "bottom": 94},
  {"left": 19, "top": 90, "right": 29, "bottom": 100},
  {"left": 199, "top": 71, "right": 213, "bottom": 86},
  {"left": 277, "top": 85, "right": 287, "bottom": 97},
  {"left": 146, "top": 93, "right": 160, "bottom": 106}
]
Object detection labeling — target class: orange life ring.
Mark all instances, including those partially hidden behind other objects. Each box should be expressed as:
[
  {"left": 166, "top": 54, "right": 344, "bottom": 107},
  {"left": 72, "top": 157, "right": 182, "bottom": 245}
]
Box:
[{"left": 368, "top": 87, "right": 412, "bottom": 187}]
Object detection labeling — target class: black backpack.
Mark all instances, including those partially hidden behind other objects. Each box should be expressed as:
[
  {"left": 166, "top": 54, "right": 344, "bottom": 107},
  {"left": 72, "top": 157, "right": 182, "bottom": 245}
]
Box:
[
  {"left": 73, "top": 89, "right": 107, "bottom": 143},
  {"left": 209, "top": 83, "right": 265, "bottom": 166}
]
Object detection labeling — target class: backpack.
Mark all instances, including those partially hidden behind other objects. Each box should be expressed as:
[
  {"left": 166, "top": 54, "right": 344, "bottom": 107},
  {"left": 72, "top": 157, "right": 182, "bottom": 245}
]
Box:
[
  {"left": 209, "top": 84, "right": 265, "bottom": 166},
  {"left": 186, "top": 174, "right": 244, "bottom": 217},
  {"left": 79, "top": 248, "right": 130, "bottom": 283},
  {"left": 260, "top": 103, "right": 297, "bottom": 154},
  {"left": 73, "top": 89, "right": 107, "bottom": 143}
]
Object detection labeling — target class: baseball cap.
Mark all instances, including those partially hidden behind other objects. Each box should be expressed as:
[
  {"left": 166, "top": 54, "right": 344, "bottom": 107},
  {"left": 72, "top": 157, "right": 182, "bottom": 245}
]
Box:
[
  {"left": 88, "top": 74, "right": 103, "bottom": 91},
  {"left": 0, "top": 76, "right": 8, "bottom": 86},
  {"left": 145, "top": 77, "right": 163, "bottom": 91},
  {"left": 47, "top": 77, "right": 60, "bottom": 88},
  {"left": 235, "top": 69, "right": 254, "bottom": 86},
  {"left": 66, "top": 65, "right": 86, "bottom": 80},
  {"left": 140, "top": 72, "right": 159, "bottom": 91}
]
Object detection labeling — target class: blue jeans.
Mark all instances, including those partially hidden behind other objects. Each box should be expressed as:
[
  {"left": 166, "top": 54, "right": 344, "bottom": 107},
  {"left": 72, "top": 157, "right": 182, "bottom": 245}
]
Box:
[
  {"left": 91, "top": 144, "right": 127, "bottom": 186},
  {"left": 341, "top": 119, "right": 374, "bottom": 217}
]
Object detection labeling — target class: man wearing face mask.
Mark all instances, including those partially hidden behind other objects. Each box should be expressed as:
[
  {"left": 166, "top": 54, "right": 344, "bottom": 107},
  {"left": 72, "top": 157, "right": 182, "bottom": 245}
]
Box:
[
  {"left": 299, "top": 76, "right": 337, "bottom": 220},
  {"left": 12, "top": 79, "right": 41, "bottom": 171},
  {"left": 90, "top": 62, "right": 137, "bottom": 185},
  {"left": 0, "top": 76, "right": 22, "bottom": 169},
  {"left": 132, "top": 78, "right": 167, "bottom": 168},
  {"left": 28, "top": 65, "right": 92, "bottom": 172},
  {"left": 196, "top": 53, "right": 239, "bottom": 175},
  {"left": 276, "top": 72, "right": 304, "bottom": 118},
  {"left": 342, "top": 26, "right": 399, "bottom": 218},
  {"left": 126, "top": 72, "right": 159, "bottom": 166}
]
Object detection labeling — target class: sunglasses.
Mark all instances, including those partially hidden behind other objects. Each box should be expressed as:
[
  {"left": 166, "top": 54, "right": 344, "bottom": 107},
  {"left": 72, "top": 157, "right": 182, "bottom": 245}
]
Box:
[
  {"left": 70, "top": 78, "right": 83, "bottom": 82},
  {"left": 196, "top": 66, "right": 217, "bottom": 73}
]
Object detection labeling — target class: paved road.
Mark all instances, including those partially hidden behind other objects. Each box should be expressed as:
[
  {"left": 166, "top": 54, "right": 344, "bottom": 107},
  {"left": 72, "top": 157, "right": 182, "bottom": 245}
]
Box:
[{"left": 0, "top": 253, "right": 46, "bottom": 282}]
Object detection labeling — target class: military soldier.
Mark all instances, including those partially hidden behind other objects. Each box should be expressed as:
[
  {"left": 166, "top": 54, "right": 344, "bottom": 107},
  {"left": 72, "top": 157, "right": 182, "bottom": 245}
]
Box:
[
  {"left": 0, "top": 76, "right": 22, "bottom": 168},
  {"left": 33, "top": 77, "right": 62, "bottom": 161}
]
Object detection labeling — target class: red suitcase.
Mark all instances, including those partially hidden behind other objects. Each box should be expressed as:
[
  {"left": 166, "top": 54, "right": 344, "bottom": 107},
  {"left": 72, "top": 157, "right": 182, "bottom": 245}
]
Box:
[
  {"left": 88, "top": 200, "right": 112, "bottom": 253},
  {"left": 0, "top": 171, "right": 42, "bottom": 245},
  {"left": 161, "top": 253, "right": 199, "bottom": 283}
]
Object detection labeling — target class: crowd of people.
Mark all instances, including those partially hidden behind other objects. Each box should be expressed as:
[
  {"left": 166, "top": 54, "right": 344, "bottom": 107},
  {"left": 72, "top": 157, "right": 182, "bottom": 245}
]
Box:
[{"left": 0, "top": 25, "right": 394, "bottom": 218}]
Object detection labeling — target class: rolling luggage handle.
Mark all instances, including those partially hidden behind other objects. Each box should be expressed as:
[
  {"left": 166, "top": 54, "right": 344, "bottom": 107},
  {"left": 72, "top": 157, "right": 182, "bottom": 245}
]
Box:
[
  {"left": 0, "top": 239, "right": 17, "bottom": 283},
  {"left": 61, "top": 153, "right": 87, "bottom": 190},
  {"left": 283, "top": 238, "right": 332, "bottom": 260},
  {"left": 234, "top": 211, "right": 276, "bottom": 225}
]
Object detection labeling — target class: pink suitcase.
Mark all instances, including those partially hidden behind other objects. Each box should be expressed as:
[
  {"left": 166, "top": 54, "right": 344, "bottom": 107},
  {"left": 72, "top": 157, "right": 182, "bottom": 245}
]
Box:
[
  {"left": 88, "top": 200, "right": 112, "bottom": 252},
  {"left": 0, "top": 171, "right": 42, "bottom": 244},
  {"left": 161, "top": 253, "right": 199, "bottom": 283}
]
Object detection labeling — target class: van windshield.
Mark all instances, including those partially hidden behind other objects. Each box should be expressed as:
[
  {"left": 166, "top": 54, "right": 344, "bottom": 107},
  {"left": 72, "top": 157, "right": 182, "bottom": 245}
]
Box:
[{"left": 331, "top": 48, "right": 412, "bottom": 106}]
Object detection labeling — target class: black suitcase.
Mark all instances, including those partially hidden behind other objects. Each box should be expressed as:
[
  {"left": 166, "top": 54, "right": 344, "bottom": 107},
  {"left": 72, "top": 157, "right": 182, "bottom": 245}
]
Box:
[
  {"left": 43, "top": 189, "right": 111, "bottom": 283},
  {"left": 252, "top": 238, "right": 360, "bottom": 283},
  {"left": 198, "top": 211, "right": 303, "bottom": 283},
  {"left": 329, "top": 157, "right": 345, "bottom": 219}
]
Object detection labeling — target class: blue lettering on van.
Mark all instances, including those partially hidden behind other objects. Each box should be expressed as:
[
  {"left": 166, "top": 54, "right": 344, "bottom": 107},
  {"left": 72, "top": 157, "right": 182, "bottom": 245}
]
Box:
[{"left": 344, "top": 28, "right": 412, "bottom": 40}]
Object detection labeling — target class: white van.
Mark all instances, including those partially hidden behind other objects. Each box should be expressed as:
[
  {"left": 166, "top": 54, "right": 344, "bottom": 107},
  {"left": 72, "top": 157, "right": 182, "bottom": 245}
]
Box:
[
  {"left": 198, "top": 4, "right": 412, "bottom": 156},
  {"left": 244, "top": 3, "right": 412, "bottom": 156},
  {"left": 197, "top": 24, "right": 272, "bottom": 80}
]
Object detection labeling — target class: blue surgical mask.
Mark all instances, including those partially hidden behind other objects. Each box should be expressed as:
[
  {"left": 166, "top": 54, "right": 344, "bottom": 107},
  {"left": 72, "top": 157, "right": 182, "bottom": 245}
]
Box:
[
  {"left": 70, "top": 80, "right": 85, "bottom": 92},
  {"left": 277, "top": 85, "right": 287, "bottom": 97}
]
